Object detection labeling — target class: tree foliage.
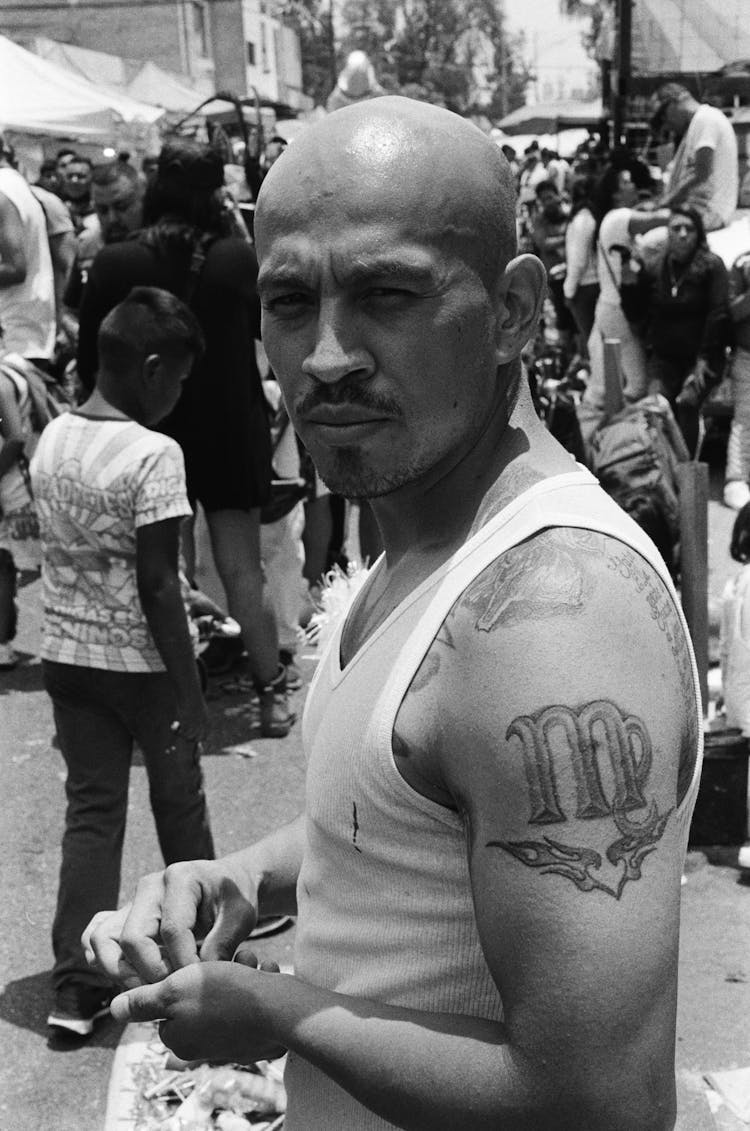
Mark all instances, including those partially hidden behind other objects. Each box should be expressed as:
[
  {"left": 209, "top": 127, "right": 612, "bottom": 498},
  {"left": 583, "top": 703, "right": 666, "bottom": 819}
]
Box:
[{"left": 280, "top": 0, "right": 532, "bottom": 118}]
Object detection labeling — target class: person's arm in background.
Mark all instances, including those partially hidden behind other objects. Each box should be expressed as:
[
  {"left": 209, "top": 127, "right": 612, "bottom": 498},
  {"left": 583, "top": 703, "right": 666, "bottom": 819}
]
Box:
[
  {"left": 729, "top": 257, "right": 750, "bottom": 325},
  {"left": 91, "top": 529, "right": 691, "bottom": 1131},
  {"left": 48, "top": 229, "right": 77, "bottom": 330},
  {"left": 0, "top": 370, "right": 26, "bottom": 480},
  {"left": 562, "top": 210, "right": 595, "bottom": 301},
  {"left": 697, "top": 254, "right": 732, "bottom": 384},
  {"left": 661, "top": 146, "right": 713, "bottom": 210},
  {"left": 0, "top": 193, "right": 26, "bottom": 289},
  {"left": 137, "top": 515, "right": 207, "bottom": 743}
]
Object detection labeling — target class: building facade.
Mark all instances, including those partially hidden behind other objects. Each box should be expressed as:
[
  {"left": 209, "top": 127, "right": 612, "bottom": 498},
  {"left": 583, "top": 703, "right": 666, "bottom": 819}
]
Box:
[{"left": 0, "top": 0, "right": 308, "bottom": 108}]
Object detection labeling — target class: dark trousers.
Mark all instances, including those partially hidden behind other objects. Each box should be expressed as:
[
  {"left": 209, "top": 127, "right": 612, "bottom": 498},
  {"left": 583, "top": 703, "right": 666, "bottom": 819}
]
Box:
[
  {"left": 567, "top": 283, "right": 599, "bottom": 359},
  {"left": 647, "top": 354, "right": 700, "bottom": 458},
  {"left": 43, "top": 660, "right": 215, "bottom": 990}
]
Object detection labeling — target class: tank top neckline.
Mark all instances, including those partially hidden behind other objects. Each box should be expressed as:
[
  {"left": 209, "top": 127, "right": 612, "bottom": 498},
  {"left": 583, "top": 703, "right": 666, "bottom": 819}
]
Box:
[{"left": 334, "top": 467, "right": 596, "bottom": 683}]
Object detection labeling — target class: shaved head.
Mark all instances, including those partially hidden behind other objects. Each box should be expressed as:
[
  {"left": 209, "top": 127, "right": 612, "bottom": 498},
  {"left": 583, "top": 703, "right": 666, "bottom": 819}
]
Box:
[{"left": 255, "top": 96, "right": 518, "bottom": 291}]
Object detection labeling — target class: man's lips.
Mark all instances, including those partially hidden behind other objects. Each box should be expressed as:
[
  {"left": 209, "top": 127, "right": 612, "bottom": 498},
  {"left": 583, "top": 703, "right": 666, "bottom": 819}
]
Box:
[{"left": 304, "top": 406, "right": 391, "bottom": 427}]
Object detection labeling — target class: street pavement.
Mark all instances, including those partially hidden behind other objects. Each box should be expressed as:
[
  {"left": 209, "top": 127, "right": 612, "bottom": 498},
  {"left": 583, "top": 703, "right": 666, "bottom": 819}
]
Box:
[{"left": 0, "top": 455, "right": 748, "bottom": 1131}]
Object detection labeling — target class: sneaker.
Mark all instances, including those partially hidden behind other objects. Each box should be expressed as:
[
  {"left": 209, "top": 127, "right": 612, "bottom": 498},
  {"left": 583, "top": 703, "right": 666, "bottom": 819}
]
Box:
[
  {"left": 723, "top": 480, "right": 750, "bottom": 511},
  {"left": 48, "top": 983, "right": 115, "bottom": 1037},
  {"left": 253, "top": 664, "right": 296, "bottom": 738},
  {"left": 279, "top": 650, "right": 302, "bottom": 692},
  {"left": 0, "top": 642, "right": 17, "bottom": 670}
]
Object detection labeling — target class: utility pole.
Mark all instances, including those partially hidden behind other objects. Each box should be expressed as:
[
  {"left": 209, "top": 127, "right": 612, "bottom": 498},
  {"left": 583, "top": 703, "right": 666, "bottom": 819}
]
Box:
[{"left": 612, "top": 0, "right": 632, "bottom": 147}]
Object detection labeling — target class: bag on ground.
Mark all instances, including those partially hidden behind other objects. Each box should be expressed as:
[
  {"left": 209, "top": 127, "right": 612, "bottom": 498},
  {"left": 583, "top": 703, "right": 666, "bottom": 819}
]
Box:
[{"left": 587, "top": 393, "right": 690, "bottom": 540}]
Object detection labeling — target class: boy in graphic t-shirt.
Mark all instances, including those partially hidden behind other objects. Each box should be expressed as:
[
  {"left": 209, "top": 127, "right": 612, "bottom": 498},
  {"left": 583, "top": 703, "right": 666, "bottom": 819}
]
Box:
[{"left": 30, "top": 286, "right": 215, "bottom": 1039}]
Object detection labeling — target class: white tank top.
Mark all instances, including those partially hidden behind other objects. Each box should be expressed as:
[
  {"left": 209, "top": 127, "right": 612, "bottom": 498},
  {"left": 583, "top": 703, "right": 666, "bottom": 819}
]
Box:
[
  {"left": 285, "top": 469, "right": 704, "bottom": 1130},
  {"left": 0, "top": 167, "right": 55, "bottom": 360}
]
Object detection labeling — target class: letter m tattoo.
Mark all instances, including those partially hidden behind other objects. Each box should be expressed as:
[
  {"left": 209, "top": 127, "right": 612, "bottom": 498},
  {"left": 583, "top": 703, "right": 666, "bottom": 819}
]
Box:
[{"left": 506, "top": 700, "right": 652, "bottom": 825}]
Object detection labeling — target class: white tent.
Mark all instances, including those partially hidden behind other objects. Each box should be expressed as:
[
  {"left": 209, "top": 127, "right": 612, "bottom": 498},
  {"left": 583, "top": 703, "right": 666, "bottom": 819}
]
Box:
[{"left": 0, "top": 34, "right": 164, "bottom": 140}]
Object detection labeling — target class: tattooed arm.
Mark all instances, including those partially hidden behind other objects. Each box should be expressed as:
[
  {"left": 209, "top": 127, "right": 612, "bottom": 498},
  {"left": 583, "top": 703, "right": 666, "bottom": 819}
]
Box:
[
  {"left": 92, "top": 528, "right": 694, "bottom": 1131},
  {"left": 428, "top": 527, "right": 697, "bottom": 1129}
]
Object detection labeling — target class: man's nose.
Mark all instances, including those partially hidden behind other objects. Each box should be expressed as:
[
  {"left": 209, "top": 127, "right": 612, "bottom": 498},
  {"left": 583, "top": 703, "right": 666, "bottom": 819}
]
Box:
[{"left": 302, "top": 303, "right": 374, "bottom": 385}]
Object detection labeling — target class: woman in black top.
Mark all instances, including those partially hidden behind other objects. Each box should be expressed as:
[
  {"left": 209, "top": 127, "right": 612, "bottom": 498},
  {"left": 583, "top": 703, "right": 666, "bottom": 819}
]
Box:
[
  {"left": 643, "top": 205, "right": 731, "bottom": 456},
  {"left": 78, "top": 140, "right": 293, "bottom": 737}
]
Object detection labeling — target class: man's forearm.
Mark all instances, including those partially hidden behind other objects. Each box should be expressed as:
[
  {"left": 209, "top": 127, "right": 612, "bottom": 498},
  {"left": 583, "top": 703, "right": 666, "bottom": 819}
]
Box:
[
  {"left": 239, "top": 814, "right": 305, "bottom": 918},
  {"left": 253, "top": 975, "right": 659, "bottom": 1131}
]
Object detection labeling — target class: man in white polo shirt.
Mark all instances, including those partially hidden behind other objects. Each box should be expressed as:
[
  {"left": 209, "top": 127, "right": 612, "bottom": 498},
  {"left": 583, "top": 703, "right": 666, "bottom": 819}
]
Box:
[{"left": 0, "top": 132, "right": 56, "bottom": 363}]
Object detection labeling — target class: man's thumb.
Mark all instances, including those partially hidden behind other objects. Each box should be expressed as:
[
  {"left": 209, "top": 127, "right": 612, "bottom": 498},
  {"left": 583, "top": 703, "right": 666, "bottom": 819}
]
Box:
[{"left": 110, "top": 983, "right": 167, "bottom": 1023}]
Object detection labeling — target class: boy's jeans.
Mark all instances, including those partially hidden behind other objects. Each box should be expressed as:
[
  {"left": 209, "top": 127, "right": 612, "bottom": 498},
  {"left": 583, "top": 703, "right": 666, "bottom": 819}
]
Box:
[{"left": 43, "top": 660, "right": 215, "bottom": 991}]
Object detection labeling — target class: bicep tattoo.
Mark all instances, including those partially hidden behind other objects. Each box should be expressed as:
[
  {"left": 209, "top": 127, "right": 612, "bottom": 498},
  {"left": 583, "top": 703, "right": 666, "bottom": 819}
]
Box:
[{"left": 488, "top": 698, "right": 673, "bottom": 900}]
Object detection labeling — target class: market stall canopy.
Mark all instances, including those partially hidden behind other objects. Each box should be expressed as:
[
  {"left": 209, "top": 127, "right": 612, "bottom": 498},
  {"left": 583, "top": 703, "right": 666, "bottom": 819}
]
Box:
[
  {"left": 632, "top": 0, "right": 750, "bottom": 75},
  {"left": 29, "top": 38, "right": 205, "bottom": 115},
  {"left": 0, "top": 34, "right": 164, "bottom": 139},
  {"left": 495, "top": 99, "right": 604, "bottom": 136}
]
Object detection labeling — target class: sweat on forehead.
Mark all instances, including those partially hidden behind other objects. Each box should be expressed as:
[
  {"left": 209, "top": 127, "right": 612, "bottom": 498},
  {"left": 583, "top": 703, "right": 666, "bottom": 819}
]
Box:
[{"left": 255, "top": 97, "right": 517, "bottom": 281}]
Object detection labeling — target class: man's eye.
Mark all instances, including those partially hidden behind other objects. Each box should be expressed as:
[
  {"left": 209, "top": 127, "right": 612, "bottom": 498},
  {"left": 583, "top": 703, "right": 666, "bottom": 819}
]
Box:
[
  {"left": 365, "top": 287, "right": 412, "bottom": 301},
  {"left": 265, "top": 293, "right": 309, "bottom": 311}
]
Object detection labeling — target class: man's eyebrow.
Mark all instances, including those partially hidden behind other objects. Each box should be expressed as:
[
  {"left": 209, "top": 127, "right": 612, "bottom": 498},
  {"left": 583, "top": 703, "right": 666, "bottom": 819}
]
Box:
[
  {"left": 257, "top": 266, "right": 312, "bottom": 294},
  {"left": 341, "top": 257, "right": 437, "bottom": 285}
]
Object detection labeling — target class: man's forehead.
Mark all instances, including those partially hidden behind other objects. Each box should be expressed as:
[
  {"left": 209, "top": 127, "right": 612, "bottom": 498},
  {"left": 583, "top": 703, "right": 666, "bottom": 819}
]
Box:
[
  {"left": 258, "top": 229, "right": 445, "bottom": 281},
  {"left": 94, "top": 178, "right": 135, "bottom": 201}
]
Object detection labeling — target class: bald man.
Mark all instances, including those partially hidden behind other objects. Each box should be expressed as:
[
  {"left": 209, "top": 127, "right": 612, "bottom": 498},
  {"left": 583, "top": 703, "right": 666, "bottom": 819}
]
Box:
[{"left": 84, "top": 99, "right": 702, "bottom": 1130}]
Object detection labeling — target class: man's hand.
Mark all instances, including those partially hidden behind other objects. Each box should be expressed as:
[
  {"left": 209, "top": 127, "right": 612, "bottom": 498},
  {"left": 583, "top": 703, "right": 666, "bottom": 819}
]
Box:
[
  {"left": 82, "top": 858, "right": 259, "bottom": 988},
  {"left": 173, "top": 698, "right": 209, "bottom": 744},
  {"left": 111, "top": 963, "right": 287, "bottom": 1064},
  {"left": 676, "top": 361, "right": 712, "bottom": 407}
]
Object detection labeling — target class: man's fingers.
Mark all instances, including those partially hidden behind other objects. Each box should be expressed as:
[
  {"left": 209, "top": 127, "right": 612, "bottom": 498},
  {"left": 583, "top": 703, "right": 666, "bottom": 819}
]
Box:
[
  {"left": 121, "top": 869, "right": 201, "bottom": 980},
  {"left": 198, "top": 878, "right": 257, "bottom": 963},
  {"left": 110, "top": 983, "right": 170, "bottom": 1024}
]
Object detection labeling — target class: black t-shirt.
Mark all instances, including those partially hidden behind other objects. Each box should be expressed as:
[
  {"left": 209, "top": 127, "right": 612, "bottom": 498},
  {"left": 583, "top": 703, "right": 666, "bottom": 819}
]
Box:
[{"left": 77, "top": 235, "right": 271, "bottom": 511}]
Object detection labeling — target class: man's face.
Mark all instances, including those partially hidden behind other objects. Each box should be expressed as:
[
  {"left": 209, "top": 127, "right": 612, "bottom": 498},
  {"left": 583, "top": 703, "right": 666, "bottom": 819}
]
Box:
[
  {"left": 256, "top": 184, "right": 501, "bottom": 501},
  {"left": 93, "top": 177, "right": 142, "bottom": 243},
  {"left": 667, "top": 215, "right": 699, "bottom": 264},
  {"left": 613, "top": 170, "right": 639, "bottom": 209},
  {"left": 658, "top": 98, "right": 692, "bottom": 139},
  {"left": 63, "top": 161, "right": 91, "bottom": 201}
]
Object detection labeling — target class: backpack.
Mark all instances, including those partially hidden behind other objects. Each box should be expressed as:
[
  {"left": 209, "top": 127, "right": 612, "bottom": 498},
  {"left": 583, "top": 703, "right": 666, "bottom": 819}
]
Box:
[
  {"left": 0, "top": 353, "right": 72, "bottom": 442},
  {"left": 588, "top": 394, "right": 690, "bottom": 541}
]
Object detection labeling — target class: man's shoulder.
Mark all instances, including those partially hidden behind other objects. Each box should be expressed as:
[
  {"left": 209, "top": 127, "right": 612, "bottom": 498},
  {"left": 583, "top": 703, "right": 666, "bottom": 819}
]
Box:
[{"left": 693, "top": 102, "right": 735, "bottom": 138}]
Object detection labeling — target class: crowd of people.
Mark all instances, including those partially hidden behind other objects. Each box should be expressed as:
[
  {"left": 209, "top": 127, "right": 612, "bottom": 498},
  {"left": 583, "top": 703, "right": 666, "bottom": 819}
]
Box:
[
  {"left": 504, "top": 83, "right": 748, "bottom": 509},
  {"left": 0, "top": 87, "right": 735, "bottom": 1128}
]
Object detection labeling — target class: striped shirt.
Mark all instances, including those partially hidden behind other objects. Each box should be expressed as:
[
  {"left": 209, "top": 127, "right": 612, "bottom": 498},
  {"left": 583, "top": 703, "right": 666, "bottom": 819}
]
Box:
[{"left": 30, "top": 412, "right": 192, "bottom": 672}]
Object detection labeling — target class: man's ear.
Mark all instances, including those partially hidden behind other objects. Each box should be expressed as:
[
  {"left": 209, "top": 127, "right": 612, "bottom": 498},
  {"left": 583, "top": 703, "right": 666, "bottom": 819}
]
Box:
[
  {"left": 142, "top": 353, "right": 161, "bottom": 384},
  {"left": 493, "top": 254, "right": 547, "bottom": 364}
]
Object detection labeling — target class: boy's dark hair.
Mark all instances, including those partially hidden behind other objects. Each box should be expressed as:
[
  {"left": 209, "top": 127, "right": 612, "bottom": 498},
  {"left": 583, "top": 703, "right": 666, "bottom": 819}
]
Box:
[
  {"left": 730, "top": 501, "right": 750, "bottom": 563},
  {"left": 98, "top": 287, "right": 205, "bottom": 378}
]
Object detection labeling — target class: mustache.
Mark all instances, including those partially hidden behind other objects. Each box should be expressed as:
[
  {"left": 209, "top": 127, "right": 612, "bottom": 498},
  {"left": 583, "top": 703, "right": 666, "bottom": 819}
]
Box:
[{"left": 295, "top": 384, "right": 402, "bottom": 418}]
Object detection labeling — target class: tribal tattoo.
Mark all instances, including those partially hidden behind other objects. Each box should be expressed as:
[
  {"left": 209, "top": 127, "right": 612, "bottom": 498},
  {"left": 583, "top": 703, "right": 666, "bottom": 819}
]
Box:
[{"left": 489, "top": 698, "right": 672, "bottom": 899}]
